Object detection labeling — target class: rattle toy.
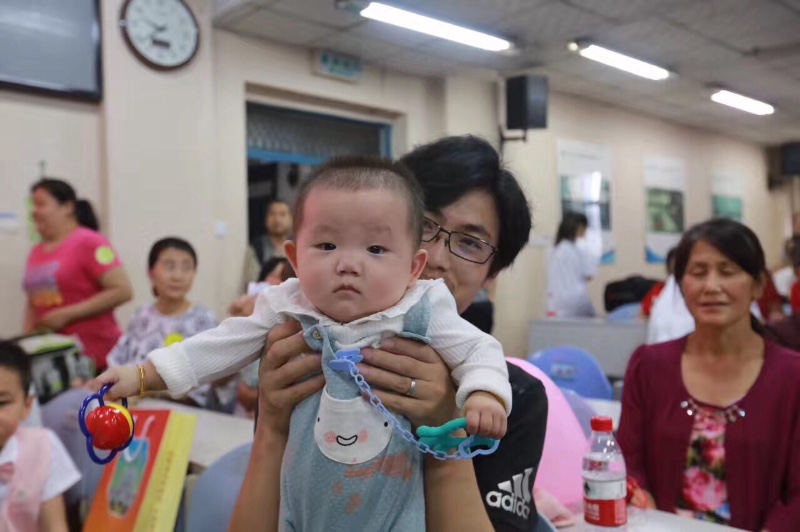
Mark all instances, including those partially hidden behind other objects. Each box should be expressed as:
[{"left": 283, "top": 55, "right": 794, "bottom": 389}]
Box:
[{"left": 79, "top": 384, "right": 135, "bottom": 464}]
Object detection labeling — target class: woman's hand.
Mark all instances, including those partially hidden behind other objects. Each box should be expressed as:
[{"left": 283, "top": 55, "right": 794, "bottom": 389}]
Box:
[
  {"left": 256, "top": 321, "right": 324, "bottom": 437},
  {"left": 358, "top": 338, "right": 457, "bottom": 429},
  {"left": 629, "top": 487, "right": 656, "bottom": 509},
  {"left": 229, "top": 295, "right": 258, "bottom": 317},
  {"left": 35, "top": 308, "right": 74, "bottom": 331}
]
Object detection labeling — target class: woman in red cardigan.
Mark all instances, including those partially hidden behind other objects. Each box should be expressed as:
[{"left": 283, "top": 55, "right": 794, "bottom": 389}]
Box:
[{"left": 618, "top": 218, "right": 800, "bottom": 531}]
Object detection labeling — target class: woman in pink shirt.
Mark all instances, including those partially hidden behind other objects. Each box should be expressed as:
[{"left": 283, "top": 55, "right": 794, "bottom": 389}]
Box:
[
  {"left": 618, "top": 219, "right": 800, "bottom": 531},
  {"left": 23, "top": 179, "right": 133, "bottom": 372}
]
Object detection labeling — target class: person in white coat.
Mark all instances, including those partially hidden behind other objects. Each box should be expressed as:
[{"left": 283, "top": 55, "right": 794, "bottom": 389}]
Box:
[{"left": 546, "top": 212, "right": 597, "bottom": 318}]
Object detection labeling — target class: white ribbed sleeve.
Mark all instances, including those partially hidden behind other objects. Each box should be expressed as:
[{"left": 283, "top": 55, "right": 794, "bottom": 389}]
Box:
[
  {"left": 148, "top": 278, "right": 511, "bottom": 414},
  {"left": 149, "top": 290, "right": 286, "bottom": 397},
  {"left": 426, "top": 283, "right": 512, "bottom": 415}
]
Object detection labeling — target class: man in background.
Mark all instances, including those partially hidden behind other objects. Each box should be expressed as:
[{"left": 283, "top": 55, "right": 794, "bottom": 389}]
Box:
[{"left": 243, "top": 200, "right": 293, "bottom": 287}]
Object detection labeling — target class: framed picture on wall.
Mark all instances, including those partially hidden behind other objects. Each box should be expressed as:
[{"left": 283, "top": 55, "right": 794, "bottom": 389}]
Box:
[{"left": 557, "top": 140, "right": 616, "bottom": 265}]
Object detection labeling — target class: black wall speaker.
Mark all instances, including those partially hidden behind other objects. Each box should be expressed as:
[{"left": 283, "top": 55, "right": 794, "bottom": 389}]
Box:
[
  {"left": 766, "top": 146, "right": 787, "bottom": 190},
  {"left": 505, "top": 75, "right": 548, "bottom": 130},
  {"left": 782, "top": 143, "right": 800, "bottom": 176}
]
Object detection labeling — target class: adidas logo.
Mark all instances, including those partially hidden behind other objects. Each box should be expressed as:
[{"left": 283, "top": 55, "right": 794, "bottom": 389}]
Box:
[{"left": 485, "top": 467, "right": 533, "bottom": 518}]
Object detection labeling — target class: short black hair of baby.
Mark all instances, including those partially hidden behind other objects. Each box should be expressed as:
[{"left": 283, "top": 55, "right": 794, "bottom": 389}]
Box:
[{"left": 293, "top": 156, "right": 424, "bottom": 248}]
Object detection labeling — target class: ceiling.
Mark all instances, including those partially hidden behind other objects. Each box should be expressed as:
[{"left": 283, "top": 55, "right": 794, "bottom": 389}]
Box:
[{"left": 214, "top": 0, "right": 800, "bottom": 145}]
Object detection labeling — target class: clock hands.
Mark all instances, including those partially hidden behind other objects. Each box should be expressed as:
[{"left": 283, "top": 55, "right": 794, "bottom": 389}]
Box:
[
  {"left": 143, "top": 17, "right": 170, "bottom": 50},
  {"left": 151, "top": 37, "right": 171, "bottom": 49},
  {"left": 144, "top": 18, "right": 167, "bottom": 32}
]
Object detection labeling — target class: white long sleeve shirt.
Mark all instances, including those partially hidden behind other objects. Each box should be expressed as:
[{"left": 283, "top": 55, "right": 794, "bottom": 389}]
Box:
[
  {"left": 149, "top": 278, "right": 511, "bottom": 413},
  {"left": 546, "top": 239, "right": 596, "bottom": 318}
]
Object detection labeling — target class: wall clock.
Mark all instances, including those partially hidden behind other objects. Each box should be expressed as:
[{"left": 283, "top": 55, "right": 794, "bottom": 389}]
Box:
[{"left": 120, "top": 0, "right": 200, "bottom": 71}]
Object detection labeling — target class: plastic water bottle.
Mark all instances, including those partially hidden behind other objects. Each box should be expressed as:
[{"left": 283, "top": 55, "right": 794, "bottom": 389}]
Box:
[{"left": 583, "top": 416, "right": 627, "bottom": 528}]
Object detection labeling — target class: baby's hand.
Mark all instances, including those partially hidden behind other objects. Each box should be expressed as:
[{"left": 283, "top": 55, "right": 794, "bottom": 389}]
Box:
[
  {"left": 91, "top": 366, "right": 141, "bottom": 401},
  {"left": 463, "top": 391, "right": 507, "bottom": 439}
]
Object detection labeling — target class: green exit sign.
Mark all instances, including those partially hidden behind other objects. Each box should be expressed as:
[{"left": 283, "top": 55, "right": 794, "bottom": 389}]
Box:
[{"left": 313, "top": 50, "right": 364, "bottom": 82}]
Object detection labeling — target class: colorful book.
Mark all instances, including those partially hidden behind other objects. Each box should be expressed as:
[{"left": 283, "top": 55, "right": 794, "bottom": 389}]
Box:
[{"left": 84, "top": 409, "right": 197, "bottom": 532}]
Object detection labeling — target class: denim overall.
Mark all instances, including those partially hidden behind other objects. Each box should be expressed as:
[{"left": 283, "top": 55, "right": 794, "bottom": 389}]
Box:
[{"left": 279, "top": 296, "right": 431, "bottom": 532}]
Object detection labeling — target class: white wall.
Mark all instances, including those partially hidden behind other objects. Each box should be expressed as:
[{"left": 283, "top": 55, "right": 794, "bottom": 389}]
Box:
[
  {"left": 0, "top": 92, "right": 102, "bottom": 336},
  {"left": 493, "top": 91, "right": 790, "bottom": 358},
  {"left": 102, "top": 0, "right": 218, "bottom": 325},
  {"left": 211, "top": 30, "right": 445, "bottom": 310},
  {"left": 441, "top": 76, "right": 498, "bottom": 144}
]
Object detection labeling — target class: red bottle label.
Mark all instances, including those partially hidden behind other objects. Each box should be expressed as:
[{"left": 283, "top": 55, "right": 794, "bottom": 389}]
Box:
[
  {"left": 584, "top": 478, "right": 627, "bottom": 526},
  {"left": 584, "top": 498, "right": 627, "bottom": 526}
]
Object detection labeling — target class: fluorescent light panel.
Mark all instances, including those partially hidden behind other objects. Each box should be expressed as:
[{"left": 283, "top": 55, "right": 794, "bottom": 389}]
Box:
[
  {"left": 576, "top": 44, "right": 670, "bottom": 81},
  {"left": 360, "top": 2, "right": 511, "bottom": 52},
  {"left": 711, "top": 90, "right": 774, "bottom": 116}
]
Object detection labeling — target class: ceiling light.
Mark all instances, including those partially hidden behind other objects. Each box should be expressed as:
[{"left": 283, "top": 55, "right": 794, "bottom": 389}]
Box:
[
  {"left": 359, "top": 2, "right": 511, "bottom": 52},
  {"left": 711, "top": 90, "right": 774, "bottom": 116},
  {"left": 570, "top": 42, "right": 670, "bottom": 81}
]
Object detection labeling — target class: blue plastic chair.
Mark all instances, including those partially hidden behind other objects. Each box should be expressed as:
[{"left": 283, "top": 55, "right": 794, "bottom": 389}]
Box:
[
  {"left": 534, "top": 513, "right": 558, "bottom": 532},
  {"left": 186, "top": 443, "right": 252, "bottom": 531},
  {"left": 560, "top": 388, "right": 594, "bottom": 438},
  {"left": 528, "top": 347, "right": 614, "bottom": 400},
  {"left": 606, "top": 302, "right": 642, "bottom": 322}
]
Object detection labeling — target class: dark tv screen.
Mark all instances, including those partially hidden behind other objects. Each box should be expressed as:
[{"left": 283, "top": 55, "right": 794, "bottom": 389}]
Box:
[{"left": 0, "top": 0, "right": 102, "bottom": 101}]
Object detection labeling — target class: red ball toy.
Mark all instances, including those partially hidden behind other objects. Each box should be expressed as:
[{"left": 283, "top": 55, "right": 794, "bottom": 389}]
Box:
[
  {"left": 79, "top": 385, "right": 135, "bottom": 465},
  {"left": 84, "top": 404, "right": 134, "bottom": 450}
]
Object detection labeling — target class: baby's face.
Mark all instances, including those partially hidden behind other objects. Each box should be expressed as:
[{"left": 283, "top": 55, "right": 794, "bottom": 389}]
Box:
[
  {"left": 287, "top": 187, "right": 426, "bottom": 323},
  {"left": 0, "top": 368, "right": 33, "bottom": 450}
]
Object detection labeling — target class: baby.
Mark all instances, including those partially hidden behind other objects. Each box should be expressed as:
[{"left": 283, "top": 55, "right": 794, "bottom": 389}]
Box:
[
  {"left": 96, "top": 157, "right": 511, "bottom": 530},
  {"left": 0, "top": 342, "right": 81, "bottom": 530}
]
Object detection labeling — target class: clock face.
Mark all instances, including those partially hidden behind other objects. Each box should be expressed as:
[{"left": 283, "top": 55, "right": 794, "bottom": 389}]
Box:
[{"left": 120, "top": 0, "right": 199, "bottom": 70}]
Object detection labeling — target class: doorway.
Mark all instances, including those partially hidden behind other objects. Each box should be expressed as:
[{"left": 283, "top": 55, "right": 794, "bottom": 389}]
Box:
[{"left": 245, "top": 102, "right": 391, "bottom": 244}]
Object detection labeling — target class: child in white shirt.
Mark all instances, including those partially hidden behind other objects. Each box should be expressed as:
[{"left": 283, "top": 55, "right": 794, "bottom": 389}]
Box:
[
  {"left": 95, "top": 157, "right": 511, "bottom": 530},
  {"left": 0, "top": 341, "right": 81, "bottom": 531}
]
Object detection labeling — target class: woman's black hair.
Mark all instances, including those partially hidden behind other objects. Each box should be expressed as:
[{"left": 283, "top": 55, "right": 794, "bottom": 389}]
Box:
[
  {"left": 790, "top": 241, "right": 800, "bottom": 269},
  {"left": 665, "top": 247, "right": 677, "bottom": 275},
  {"left": 555, "top": 211, "right": 589, "bottom": 245},
  {"left": 31, "top": 178, "right": 99, "bottom": 231},
  {"left": 673, "top": 218, "right": 767, "bottom": 334}
]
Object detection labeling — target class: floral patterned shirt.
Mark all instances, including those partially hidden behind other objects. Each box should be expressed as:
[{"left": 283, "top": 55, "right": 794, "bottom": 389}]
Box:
[
  {"left": 106, "top": 303, "right": 238, "bottom": 412},
  {"left": 107, "top": 303, "right": 218, "bottom": 366},
  {"left": 676, "top": 402, "right": 731, "bottom": 524}
]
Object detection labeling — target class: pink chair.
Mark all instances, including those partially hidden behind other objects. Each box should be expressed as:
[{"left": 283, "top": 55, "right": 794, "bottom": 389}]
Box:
[{"left": 508, "top": 357, "right": 587, "bottom": 508}]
